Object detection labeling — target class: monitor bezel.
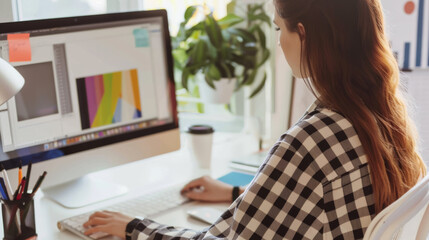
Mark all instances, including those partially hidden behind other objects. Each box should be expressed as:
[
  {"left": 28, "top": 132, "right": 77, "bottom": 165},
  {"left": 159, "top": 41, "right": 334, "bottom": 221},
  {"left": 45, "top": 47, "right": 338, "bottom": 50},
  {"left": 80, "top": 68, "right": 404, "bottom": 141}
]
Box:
[{"left": 0, "top": 10, "right": 179, "bottom": 170}]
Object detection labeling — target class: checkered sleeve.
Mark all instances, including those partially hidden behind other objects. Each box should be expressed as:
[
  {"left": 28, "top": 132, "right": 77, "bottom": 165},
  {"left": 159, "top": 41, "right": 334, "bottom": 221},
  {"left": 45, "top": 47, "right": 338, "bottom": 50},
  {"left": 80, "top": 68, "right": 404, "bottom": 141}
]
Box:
[{"left": 128, "top": 218, "right": 207, "bottom": 239}]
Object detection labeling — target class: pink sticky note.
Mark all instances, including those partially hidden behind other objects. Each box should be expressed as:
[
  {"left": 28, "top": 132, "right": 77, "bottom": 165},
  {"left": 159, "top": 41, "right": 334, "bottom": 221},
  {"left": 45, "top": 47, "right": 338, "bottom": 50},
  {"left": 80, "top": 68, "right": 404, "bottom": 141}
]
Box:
[{"left": 7, "top": 33, "right": 32, "bottom": 62}]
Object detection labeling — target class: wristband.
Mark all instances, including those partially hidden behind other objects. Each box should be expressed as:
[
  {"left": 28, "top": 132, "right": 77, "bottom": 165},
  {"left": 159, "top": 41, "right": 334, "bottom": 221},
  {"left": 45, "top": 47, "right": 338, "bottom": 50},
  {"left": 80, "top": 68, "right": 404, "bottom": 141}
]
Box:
[{"left": 232, "top": 186, "right": 240, "bottom": 202}]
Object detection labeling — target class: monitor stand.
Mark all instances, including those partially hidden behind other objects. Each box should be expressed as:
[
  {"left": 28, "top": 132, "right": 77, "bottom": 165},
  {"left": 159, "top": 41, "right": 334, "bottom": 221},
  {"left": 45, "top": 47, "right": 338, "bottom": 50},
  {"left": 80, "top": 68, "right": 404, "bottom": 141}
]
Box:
[{"left": 42, "top": 175, "right": 128, "bottom": 208}]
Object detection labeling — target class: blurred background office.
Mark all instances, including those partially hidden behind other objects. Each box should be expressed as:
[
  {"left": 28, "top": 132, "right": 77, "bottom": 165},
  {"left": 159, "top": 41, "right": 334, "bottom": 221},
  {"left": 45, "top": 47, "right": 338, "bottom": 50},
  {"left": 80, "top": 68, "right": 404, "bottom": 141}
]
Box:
[{"left": 1, "top": 0, "right": 428, "bottom": 167}]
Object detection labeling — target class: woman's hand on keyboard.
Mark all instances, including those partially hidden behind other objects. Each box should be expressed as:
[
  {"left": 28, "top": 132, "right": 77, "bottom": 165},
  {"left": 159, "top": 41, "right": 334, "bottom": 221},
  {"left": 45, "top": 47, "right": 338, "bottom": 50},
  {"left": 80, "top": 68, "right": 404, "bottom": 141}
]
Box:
[
  {"left": 83, "top": 210, "right": 133, "bottom": 239},
  {"left": 181, "top": 176, "right": 234, "bottom": 203}
]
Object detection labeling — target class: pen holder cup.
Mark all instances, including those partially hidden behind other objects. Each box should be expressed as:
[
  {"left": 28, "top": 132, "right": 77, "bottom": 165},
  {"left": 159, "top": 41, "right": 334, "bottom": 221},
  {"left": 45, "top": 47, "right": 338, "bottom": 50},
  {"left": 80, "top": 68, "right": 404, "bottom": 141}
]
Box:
[{"left": 2, "top": 197, "right": 37, "bottom": 240}]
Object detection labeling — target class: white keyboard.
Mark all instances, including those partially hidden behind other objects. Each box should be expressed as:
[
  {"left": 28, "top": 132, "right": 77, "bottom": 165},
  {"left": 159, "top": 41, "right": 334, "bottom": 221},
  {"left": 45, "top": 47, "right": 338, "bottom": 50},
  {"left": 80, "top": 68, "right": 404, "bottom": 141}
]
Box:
[{"left": 58, "top": 185, "right": 189, "bottom": 240}]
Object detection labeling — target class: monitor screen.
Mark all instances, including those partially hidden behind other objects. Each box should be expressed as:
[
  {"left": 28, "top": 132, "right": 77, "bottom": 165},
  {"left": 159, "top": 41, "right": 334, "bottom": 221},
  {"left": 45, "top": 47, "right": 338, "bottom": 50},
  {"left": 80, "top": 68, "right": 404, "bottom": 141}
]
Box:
[{"left": 0, "top": 10, "right": 178, "bottom": 170}]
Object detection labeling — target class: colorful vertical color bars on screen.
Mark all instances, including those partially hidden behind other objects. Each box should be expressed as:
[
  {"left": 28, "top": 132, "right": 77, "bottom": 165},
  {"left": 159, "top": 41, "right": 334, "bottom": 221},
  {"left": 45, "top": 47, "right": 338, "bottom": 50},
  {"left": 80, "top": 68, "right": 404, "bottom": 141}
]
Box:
[{"left": 76, "top": 69, "right": 142, "bottom": 130}]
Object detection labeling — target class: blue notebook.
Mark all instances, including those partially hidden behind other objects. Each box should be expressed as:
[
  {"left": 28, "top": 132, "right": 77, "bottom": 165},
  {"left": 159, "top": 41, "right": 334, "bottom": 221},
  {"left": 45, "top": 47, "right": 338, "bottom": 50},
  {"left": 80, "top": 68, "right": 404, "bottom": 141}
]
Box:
[{"left": 217, "top": 171, "right": 255, "bottom": 186}]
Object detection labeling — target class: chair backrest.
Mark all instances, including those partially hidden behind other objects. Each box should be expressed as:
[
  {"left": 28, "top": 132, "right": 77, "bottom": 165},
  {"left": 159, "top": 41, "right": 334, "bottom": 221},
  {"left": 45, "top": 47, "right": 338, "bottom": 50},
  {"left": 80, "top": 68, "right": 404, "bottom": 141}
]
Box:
[
  {"left": 416, "top": 202, "right": 429, "bottom": 239},
  {"left": 363, "top": 175, "right": 429, "bottom": 240}
]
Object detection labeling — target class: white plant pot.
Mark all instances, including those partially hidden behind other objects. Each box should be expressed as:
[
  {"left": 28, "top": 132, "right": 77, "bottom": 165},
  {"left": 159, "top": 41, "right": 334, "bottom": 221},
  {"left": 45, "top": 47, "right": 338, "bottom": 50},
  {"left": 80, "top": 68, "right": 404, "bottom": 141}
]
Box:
[{"left": 199, "top": 78, "right": 236, "bottom": 104}]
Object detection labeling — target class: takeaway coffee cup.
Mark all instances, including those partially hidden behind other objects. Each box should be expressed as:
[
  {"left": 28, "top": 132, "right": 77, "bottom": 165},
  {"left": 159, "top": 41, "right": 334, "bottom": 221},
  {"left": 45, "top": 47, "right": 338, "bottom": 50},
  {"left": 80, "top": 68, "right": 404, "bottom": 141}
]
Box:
[{"left": 187, "top": 125, "right": 214, "bottom": 169}]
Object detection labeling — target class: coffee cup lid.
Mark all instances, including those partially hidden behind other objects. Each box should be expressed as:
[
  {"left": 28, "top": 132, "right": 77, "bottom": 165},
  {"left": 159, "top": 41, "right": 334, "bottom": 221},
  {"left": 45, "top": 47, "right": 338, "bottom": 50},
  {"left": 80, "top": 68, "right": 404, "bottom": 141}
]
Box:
[{"left": 187, "top": 125, "right": 214, "bottom": 134}]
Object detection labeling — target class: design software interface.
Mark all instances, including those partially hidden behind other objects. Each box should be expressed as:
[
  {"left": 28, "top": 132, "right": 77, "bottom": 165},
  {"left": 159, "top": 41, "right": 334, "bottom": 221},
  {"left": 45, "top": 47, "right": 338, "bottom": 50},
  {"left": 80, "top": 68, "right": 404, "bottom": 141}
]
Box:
[{"left": 0, "top": 16, "right": 174, "bottom": 162}]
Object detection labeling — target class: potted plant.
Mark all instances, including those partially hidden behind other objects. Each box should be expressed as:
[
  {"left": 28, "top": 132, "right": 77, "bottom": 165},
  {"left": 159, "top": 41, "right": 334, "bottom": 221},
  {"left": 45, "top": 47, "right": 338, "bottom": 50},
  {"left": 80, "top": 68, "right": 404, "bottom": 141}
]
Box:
[{"left": 172, "top": 3, "right": 271, "bottom": 104}]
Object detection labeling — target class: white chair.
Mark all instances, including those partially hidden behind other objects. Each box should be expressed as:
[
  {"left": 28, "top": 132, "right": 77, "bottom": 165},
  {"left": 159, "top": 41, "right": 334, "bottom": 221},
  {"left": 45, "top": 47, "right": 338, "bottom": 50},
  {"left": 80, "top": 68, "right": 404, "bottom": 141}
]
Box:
[{"left": 363, "top": 175, "right": 429, "bottom": 240}]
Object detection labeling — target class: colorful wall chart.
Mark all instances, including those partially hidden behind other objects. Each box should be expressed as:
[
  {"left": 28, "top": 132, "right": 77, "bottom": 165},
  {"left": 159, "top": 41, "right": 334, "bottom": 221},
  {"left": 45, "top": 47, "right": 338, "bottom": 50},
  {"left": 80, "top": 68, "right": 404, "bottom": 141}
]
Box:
[
  {"left": 76, "top": 69, "right": 142, "bottom": 129},
  {"left": 382, "top": 0, "right": 429, "bottom": 70}
]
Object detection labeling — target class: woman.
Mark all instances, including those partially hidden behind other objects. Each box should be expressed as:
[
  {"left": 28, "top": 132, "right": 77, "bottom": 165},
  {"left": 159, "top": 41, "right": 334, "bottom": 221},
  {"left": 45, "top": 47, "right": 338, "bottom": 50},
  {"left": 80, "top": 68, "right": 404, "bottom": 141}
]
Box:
[{"left": 83, "top": 0, "right": 427, "bottom": 239}]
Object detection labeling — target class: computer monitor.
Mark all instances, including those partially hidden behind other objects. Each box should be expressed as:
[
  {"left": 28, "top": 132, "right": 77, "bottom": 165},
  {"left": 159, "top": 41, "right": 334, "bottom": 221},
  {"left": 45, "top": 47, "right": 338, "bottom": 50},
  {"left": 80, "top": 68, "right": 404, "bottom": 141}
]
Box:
[{"left": 0, "top": 10, "right": 180, "bottom": 208}]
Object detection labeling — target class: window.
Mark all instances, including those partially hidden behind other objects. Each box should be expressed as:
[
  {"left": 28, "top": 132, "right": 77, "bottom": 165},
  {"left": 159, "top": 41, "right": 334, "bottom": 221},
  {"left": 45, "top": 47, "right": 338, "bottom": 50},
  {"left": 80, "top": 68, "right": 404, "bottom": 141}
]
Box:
[
  {"left": 17, "top": 0, "right": 141, "bottom": 20},
  {"left": 16, "top": 0, "right": 228, "bottom": 34},
  {"left": 143, "top": 1, "right": 228, "bottom": 35}
]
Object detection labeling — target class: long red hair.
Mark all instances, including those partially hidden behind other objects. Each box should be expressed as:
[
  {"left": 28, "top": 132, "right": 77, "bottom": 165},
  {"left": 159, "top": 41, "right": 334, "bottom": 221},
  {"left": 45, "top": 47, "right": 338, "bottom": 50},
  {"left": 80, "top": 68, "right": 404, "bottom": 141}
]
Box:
[{"left": 275, "top": 0, "right": 426, "bottom": 213}]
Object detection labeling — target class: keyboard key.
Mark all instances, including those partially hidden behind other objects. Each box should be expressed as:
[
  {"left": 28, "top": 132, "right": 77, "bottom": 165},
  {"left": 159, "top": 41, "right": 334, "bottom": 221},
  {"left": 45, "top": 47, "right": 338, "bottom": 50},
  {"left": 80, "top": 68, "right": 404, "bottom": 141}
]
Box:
[{"left": 59, "top": 184, "right": 189, "bottom": 240}]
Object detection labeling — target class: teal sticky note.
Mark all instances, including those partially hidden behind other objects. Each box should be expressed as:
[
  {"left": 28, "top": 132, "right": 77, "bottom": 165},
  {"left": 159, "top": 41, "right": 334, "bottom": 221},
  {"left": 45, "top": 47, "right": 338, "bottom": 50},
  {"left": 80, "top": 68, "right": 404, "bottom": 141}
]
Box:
[
  {"left": 217, "top": 171, "right": 255, "bottom": 186},
  {"left": 133, "top": 28, "right": 150, "bottom": 47}
]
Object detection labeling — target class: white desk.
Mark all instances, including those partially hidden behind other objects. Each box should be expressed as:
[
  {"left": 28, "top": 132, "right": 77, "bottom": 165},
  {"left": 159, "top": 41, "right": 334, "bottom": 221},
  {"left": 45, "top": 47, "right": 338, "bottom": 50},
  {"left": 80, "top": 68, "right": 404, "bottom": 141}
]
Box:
[{"left": 20, "top": 132, "right": 259, "bottom": 240}]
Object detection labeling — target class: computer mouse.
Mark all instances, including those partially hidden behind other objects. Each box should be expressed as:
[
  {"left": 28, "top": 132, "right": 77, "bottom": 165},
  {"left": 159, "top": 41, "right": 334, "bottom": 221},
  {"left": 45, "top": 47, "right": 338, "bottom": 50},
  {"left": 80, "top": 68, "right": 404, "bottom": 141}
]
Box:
[{"left": 187, "top": 207, "right": 224, "bottom": 225}]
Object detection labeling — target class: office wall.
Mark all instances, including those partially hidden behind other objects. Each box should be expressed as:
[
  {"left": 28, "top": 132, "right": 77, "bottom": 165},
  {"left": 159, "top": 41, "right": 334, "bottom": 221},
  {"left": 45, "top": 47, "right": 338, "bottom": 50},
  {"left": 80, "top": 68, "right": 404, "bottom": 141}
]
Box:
[
  {"left": 382, "top": 0, "right": 429, "bottom": 70},
  {"left": 402, "top": 70, "right": 429, "bottom": 165},
  {"left": 0, "top": 0, "right": 16, "bottom": 22},
  {"left": 265, "top": 42, "right": 294, "bottom": 147}
]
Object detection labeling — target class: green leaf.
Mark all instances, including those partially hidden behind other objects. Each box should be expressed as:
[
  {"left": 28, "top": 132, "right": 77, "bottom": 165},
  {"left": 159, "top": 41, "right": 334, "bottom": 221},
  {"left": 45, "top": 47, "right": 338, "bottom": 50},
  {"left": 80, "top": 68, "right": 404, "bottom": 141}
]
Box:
[
  {"left": 250, "top": 4, "right": 264, "bottom": 13},
  {"left": 243, "top": 45, "right": 258, "bottom": 55},
  {"left": 248, "top": 13, "right": 272, "bottom": 26},
  {"left": 181, "top": 69, "right": 190, "bottom": 91},
  {"left": 197, "top": 102, "right": 205, "bottom": 113},
  {"left": 188, "top": 30, "right": 202, "bottom": 41},
  {"left": 248, "top": 25, "right": 258, "bottom": 33},
  {"left": 254, "top": 25, "right": 266, "bottom": 49},
  {"left": 245, "top": 69, "right": 258, "bottom": 85},
  {"left": 219, "top": 45, "right": 230, "bottom": 60},
  {"left": 174, "top": 22, "right": 187, "bottom": 43},
  {"left": 194, "top": 85, "right": 205, "bottom": 113},
  {"left": 238, "top": 69, "right": 256, "bottom": 89},
  {"left": 193, "top": 83, "right": 200, "bottom": 97},
  {"left": 247, "top": 4, "right": 252, "bottom": 14},
  {"left": 249, "top": 72, "right": 267, "bottom": 98},
  {"left": 218, "top": 14, "right": 244, "bottom": 29},
  {"left": 225, "top": 103, "right": 232, "bottom": 113},
  {"left": 184, "top": 6, "right": 197, "bottom": 23},
  {"left": 208, "top": 64, "right": 221, "bottom": 80},
  {"left": 204, "top": 69, "right": 216, "bottom": 89},
  {"left": 219, "top": 62, "right": 232, "bottom": 79},
  {"left": 232, "top": 54, "right": 254, "bottom": 68},
  {"left": 186, "top": 22, "right": 205, "bottom": 38},
  {"left": 227, "top": 28, "right": 256, "bottom": 43},
  {"left": 205, "top": 15, "right": 223, "bottom": 48},
  {"left": 186, "top": 62, "right": 206, "bottom": 75},
  {"left": 256, "top": 49, "right": 270, "bottom": 68},
  {"left": 172, "top": 49, "right": 187, "bottom": 66},
  {"left": 173, "top": 58, "right": 182, "bottom": 71},
  {"left": 199, "top": 36, "right": 217, "bottom": 59},
  {"left": 188, "top": 41, "right": 208, "bottom": 66}
]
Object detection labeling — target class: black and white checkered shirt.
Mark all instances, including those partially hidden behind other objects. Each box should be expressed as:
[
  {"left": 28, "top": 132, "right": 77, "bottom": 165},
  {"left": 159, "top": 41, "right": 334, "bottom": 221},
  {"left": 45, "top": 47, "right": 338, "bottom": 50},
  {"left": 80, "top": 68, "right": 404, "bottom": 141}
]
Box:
[{"left": 126, "top": 101, "right": 376, "bottom": 239}]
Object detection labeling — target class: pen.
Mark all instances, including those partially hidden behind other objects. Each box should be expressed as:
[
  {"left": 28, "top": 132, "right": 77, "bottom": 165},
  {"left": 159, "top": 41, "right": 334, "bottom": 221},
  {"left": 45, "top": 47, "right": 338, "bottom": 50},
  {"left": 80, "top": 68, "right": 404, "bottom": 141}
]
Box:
[
  {"left": 0, "top": 177, "right": 10, "bottom": 200},
  {"left": 31, "top": 171, "right": 47, "bottom": 196},
  {"left": 16, "top": 178, "right": 26, "bottom": 200},
  {"left": 0, "top": 164, "right": 13, "bottom": 200},
  {"left": 23, "top": 161, "right": 32, "bottom": 194},
  {"left": 0, "top": 178, "right": 8, "bottom": 200},
  {"left": 18, "top": 160, "right": 22, "bottom": 185},
  {"left": 13, "top": 177, "right": 25, "bottom": 201}
]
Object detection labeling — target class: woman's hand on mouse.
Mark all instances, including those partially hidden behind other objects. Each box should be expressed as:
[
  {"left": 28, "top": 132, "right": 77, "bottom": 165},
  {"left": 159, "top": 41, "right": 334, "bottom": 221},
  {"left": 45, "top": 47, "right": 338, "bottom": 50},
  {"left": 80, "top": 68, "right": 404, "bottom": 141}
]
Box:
[{"left": 181, "top": 176, "right": 235, "bottom": 203}]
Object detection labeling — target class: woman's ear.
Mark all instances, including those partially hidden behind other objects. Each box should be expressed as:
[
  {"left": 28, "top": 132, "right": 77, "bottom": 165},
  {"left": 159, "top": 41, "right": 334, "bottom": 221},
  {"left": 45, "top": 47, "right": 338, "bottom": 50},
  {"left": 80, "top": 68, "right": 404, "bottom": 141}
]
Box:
[{"left": 297, "top": 23, "right": 306, "bottom": 40}]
